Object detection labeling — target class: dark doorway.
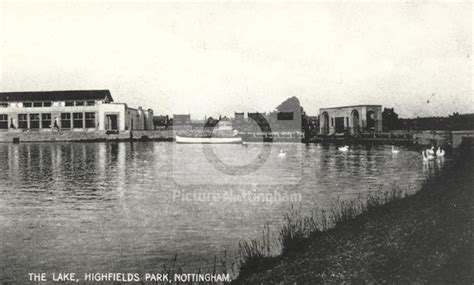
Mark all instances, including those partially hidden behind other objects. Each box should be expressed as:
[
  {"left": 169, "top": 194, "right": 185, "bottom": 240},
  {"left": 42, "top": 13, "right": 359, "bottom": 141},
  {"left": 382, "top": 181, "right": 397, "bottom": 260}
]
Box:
[
  {"left": 351, "top": 110, "right": 360, "bottom": 134},
  {"left": 322, "top": 112, "right": 329, "bottom": 135},
  {"left": 106, "top": 114, "right": 118, "bottom": 131},
  {"left": 366, "top": 111, "right": 376, "bottom": 131},
  {"left": 335, "top": 117, "right": 345, "bottom": 133}
]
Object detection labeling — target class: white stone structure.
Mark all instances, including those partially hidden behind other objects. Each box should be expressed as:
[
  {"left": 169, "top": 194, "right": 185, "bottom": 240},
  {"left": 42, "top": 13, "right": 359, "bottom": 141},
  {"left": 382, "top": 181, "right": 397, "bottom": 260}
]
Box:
[
  {"left": 319, "top": 105, "right": 382, "bottom": 135},
  {"left": 0, "top": 90, "right": 153, "bottom": 132}
]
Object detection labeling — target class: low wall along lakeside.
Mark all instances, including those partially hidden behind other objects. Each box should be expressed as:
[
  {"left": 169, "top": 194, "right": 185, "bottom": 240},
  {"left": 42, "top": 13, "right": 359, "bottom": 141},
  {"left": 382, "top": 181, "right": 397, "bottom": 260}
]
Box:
[
  {"left": 412, "top": 130, "right": 451, "bottom": 146},
  {"left": 452, "top": 130, "right": 474, "bottom": 148},
  {"left": 1, "top": 129, "right": 474, "bottom": 149},
  {"left": 0, "top": 130, "right": 174, "bottom": 143}
]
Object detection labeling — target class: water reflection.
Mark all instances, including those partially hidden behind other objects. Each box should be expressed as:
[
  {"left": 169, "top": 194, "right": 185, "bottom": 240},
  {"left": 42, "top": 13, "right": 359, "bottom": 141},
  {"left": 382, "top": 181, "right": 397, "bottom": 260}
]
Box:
[
  {"left": 0, "top": 142, "right": 443, "bottom": 282},
  {"left": 422, "top": 156, "right": 447, "bottom": 176}
]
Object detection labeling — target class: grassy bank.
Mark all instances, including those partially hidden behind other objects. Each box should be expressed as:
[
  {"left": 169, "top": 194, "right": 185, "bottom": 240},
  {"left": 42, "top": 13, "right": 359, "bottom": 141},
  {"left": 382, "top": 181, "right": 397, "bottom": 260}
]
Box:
[{"left": 235, "top": 145, "right": 473, "bottom": 284}]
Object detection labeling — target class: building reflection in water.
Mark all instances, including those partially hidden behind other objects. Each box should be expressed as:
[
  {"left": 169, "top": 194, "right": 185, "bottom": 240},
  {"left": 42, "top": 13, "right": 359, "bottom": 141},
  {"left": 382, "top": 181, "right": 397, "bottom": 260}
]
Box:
[
  {"left": 7, "top": 144, "right": 20, "bottom": 183},
  {"left": 1, "top": 142, "right": 136, "bottom": 204},
  {"left": 98, "top": 142, "right": 107, "bottom": 181},
  {"left": 116, "top": 142, "right": 126, "bottom": 192}
]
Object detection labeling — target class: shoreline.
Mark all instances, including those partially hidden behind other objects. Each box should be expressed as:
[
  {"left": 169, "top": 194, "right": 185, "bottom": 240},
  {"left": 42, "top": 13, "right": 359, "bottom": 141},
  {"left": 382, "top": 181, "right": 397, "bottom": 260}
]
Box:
[
  {"left": 0, "top": 129, "right": 472, "bottom": 148},
  {"left": 233, "top": 142, "right": 473, "bottom": 284},
  {"left": 0, "top": 130, "right": 174, "bottom": 143}
]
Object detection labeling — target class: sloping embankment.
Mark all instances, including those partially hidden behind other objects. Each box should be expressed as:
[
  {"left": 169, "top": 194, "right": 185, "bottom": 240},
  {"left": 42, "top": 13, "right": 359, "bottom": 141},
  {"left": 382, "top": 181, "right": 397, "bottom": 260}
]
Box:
[{"left": 235, "top": 146, "right": 473, "bottom": 284}]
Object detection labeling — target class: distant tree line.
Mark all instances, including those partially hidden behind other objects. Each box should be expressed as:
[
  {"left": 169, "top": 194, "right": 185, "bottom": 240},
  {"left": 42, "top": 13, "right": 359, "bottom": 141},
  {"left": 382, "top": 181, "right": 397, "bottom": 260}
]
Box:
[{"left": 382, "top": 108, "right": 474, "bottom": 131}]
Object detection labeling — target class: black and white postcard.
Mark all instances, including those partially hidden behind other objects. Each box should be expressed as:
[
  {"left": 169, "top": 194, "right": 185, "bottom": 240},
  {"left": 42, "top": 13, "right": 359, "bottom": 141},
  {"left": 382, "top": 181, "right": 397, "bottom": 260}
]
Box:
[{"left": 0, "top": 1, "right": 472, "bottom": 284}]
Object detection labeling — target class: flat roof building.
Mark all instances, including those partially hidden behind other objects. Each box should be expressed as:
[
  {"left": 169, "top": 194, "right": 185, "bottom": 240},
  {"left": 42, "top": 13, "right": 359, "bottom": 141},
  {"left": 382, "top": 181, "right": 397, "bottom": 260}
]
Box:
[
  {"left": 173, "top": 114, "right": 191, "bottom": 125},
  {"left": 0, "top": 90, "right": 153, "bottom": 132},
  {"left": 172, "top": 114, "right": 192, "bottom": 130},
  {"left": 234, "top": 112, "right": 245, "bottom": 121},
  {"left": 319, "top": 105, "right": 382, "bottom": 135}
]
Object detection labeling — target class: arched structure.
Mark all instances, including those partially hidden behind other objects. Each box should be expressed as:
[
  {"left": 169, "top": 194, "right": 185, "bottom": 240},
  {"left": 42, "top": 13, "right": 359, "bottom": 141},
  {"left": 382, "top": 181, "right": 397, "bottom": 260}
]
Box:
[
  {"left": 351, "top": 109, "right": 360, "bottom": 135},
  {"left": 321, "top": 112, "right": 329, "bottom": 135},
  {"left": 319, "top": 105, "right": 382, "bottom": 136},
  {"left": 366, "top": 110, "right": 376, "bottom": 131}
]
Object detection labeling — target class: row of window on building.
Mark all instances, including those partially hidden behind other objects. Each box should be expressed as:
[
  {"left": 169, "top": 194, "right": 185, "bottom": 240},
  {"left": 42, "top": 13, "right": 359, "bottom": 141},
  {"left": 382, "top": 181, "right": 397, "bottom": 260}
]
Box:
[
  {"left": 0, "top": 112, "right": 96, "bottom": 129},
  {"left": 0, "top": 100, "right": 97, "bottom": 108}
]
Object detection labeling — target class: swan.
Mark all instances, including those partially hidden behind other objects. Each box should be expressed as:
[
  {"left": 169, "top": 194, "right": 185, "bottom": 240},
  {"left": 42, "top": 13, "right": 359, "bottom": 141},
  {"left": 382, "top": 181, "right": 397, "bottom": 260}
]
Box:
[
  {"left": 278, "top": 149, "right": 286, "bottom": 158},
  {"left": 338, "top": 146, "right": 349, "bottom": 152},
  {"left": 426, "top": 146, "right": 435, "bottom": 156},
  {"left": 422, "top": 150, "right": 429, "bottom": 161},
  {"left": 422, "top": 150, "right": 435, "bottom": 161},
  {"left": 391, "top": 146, "right": 400, "bottom": 154},
  {"left": 436, "top": 147, "right": 445, "bottom": 157},
  {"left": 428, "top": 151, "right": 435, "bottom": 159}
]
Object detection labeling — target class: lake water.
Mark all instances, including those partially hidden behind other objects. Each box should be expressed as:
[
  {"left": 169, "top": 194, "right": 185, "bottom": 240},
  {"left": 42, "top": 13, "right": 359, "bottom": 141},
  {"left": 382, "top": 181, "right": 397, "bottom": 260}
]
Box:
[{"left": 0, "top": 142, "right": 445, "bottom": 281}]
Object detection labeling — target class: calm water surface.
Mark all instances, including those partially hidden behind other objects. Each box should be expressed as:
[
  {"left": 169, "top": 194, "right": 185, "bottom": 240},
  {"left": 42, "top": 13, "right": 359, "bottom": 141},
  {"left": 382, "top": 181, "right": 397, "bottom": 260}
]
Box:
[{"left": 0, "top": 142, "right": 445, "bottom": 281}]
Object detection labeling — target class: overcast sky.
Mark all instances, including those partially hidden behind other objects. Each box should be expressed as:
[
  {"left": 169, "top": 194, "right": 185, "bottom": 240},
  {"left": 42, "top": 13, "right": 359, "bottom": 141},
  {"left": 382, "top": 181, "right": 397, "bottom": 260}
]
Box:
[{"left": 0, "top": 1, "right": 472, "bottom": 119}]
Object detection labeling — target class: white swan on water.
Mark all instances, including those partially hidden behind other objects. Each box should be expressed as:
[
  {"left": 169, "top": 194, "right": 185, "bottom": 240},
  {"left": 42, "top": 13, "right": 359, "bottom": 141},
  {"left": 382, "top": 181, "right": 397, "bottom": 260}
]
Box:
[
  {"left": 391, "top": 146, "right": 400, "bottom": 154},
  {"left": 426, "top": 146, "right": 435, "bottom": 156},
  {"left": 422, "top": 150, "right": 435, "bottom": 161},
  {"left": 436, "top": 147, "right": 445, "bottom": 157},
  {"left": 278, "top": 149, "right": 286, "bottom": 158},
  {"left": 338, "top": 145, "right": 349, "bottom": 152}
]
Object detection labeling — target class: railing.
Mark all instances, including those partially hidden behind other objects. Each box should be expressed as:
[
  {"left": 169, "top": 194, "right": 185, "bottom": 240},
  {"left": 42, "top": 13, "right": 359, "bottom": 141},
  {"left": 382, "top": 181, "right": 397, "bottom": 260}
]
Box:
[{"left": 359, "top": 132, "right": 413, "bottom": 140}]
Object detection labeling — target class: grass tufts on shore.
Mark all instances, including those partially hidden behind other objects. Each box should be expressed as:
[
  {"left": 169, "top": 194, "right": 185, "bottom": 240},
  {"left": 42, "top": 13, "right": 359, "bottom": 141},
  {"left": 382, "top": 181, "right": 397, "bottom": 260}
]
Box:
[
  {"left": 237, "top": 223, "right": 277, "bottom": 279},
  {"left": 235, "top": 145, "right": 473, "bottom": 284},
  {"left": 237, "top": 186, "right": 410, "bottom": 279},
  {"left": 279, "top": 206, "right": 320, "bottom": 255},
  {"left": 278, "top": 186, "right": 408, "bottom": 256}
]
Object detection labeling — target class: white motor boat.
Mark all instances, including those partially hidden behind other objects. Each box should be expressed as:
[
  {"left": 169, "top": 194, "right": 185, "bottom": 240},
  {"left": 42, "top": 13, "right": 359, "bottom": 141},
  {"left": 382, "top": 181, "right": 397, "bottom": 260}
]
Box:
[
  {"left": 176, "top": 118, "right": 242, "bottom": 144},
  {"left": 176, "top": 135, "right": 242, "bottom": 144}
]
